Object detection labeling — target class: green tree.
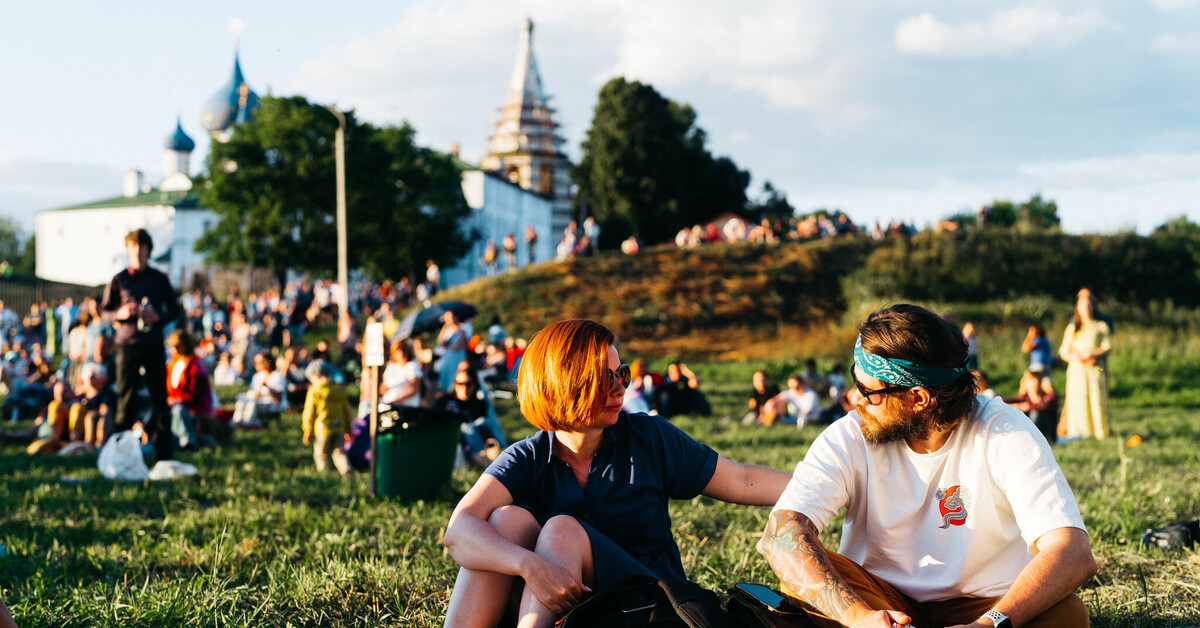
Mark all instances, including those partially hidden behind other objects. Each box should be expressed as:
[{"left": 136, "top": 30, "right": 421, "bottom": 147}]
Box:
[
  {"left": 747, "top": 181, "right": 796, "bottom": 223},
  {"left": 573, "top": 78, "right": 749, "bottom": 246},
  {"left": 197, "top": 95, "right": 474, "bottom": 284},
  {"left": 347, "top": 124, "right": 476, "bottom": 281},
  {"left": 1015, "top": 194, "right": 1061, "bottom": 231},
  {"left": 1153, "top": 215, "right": 1200, "bottom": 237},
  {"left": 0, "top": 218, "right": 34, "bottom": 275},
  {"left": 15, "top": 234, "right": 35, "bottom": 275},
  {"left": 0, "top": 217, "right": 23, "bottom": 267}
]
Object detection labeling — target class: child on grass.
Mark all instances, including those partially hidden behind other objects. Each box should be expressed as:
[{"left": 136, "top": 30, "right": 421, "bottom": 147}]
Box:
[{"left": 301, "top": 359, "right": 352, "bottom": 475}]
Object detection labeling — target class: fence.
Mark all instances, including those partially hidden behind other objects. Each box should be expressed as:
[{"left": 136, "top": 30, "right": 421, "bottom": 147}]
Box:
[{"left": 0, "top": 274, "right": 102, "bottom": 316}]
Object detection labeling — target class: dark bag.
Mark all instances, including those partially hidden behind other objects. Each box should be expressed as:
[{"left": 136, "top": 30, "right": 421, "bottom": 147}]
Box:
[
  {"left": 1140, "top": 519, "right": 1199, "bottom": 551},
  {"left": 555, "top": 577, "right": 724, "bottom": 628},
  {"left": 724, "top": 584, "right": 818, "bottom": 628}
]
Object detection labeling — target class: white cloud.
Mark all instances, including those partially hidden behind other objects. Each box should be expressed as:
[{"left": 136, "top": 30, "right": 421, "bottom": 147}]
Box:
[
  {"left": 1150, "top": 32, "right": 1200, "bottom": 53},
  {"left": 1018, "top": 151, "right": 1200, "bottom": 187},
  {"left": 599, "top": 1, "right": 843, "bottom": 110},
  {"left": 895, "top": 7, "right": 1115, "bottom": 57}
]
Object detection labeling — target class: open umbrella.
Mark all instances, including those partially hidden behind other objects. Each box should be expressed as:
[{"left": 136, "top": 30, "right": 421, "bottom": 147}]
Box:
[{"left": 392, "top": 301, "right": 478, "bottom": 341}]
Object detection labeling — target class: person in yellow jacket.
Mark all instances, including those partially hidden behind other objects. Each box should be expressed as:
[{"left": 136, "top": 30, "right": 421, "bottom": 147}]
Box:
[{"left": 301, "top": 359, "right": 353, "bottom": 475}]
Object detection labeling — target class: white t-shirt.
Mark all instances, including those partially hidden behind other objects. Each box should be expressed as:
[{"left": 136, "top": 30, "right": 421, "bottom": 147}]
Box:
[
  {"left": 773, "top": 395, "right": 1086, "bottom": 602},
  {"left": 251, "top": 370, "right": 287, "bottom": 409},
  {"left": 779, "top": 389, "right": 821, "bottom": 425},
  {"left": 381, "top": 360, "right": 422, "bottom": 407}
]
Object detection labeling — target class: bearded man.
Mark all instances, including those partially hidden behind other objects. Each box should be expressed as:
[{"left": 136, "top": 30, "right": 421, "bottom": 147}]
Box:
[{"left": 759, "top": 304, "right": 1095, "bottom": 628}]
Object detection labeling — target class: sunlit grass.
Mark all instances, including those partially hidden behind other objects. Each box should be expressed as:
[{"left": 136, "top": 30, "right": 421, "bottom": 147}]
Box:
[{"left": 2, "top": 322, "right": 1198, "bottom": 626}]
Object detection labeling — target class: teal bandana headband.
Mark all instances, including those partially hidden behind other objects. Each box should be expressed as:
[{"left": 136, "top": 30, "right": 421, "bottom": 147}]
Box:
[{"left": 853, "top": 335, "right": 969, "bottom": 387}]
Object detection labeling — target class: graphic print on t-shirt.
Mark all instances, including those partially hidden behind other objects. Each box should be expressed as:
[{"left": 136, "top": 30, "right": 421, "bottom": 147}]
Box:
[{"left": 936, "top": 485, "right": 969, "bottom": 529}]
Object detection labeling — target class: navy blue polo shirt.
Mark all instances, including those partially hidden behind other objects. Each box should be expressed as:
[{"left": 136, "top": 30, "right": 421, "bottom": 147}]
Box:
[{"left": 485, "top": 411, "right": 719, "bottom": 581}]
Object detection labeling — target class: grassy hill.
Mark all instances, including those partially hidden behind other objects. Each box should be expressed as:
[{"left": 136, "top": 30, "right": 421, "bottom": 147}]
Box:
[
  {"left": 443, "top": 237, "right": 874, "bottom": 359},
  {"left": 436, "top": 229, "right": 1200, "bottom": 360}
]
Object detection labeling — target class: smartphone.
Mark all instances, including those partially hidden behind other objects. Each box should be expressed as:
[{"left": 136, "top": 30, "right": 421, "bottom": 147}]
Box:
[
  {"left": 735, "top": 583, "right": 785, "bottom": 611},
  {"left": 620, "top": 583, "right": 658, "bottom": 614}
]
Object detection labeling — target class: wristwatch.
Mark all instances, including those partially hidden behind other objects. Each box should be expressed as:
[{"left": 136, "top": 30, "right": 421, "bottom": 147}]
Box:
[{"left": 983, "top": 609, "right": 1012, "bottom": 628}]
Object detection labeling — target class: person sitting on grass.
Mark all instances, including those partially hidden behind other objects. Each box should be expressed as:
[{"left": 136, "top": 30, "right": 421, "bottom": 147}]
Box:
[
  {"left": 26, "top": 380, "right": 74, "bottom": 455},
  {"left": 379, "top": 341, "right": 422, "bottom": 408},
  {"left": 166, "top": 330, "right": 231, "bottom": 449},
  {"left": 436, "top": 366, "right": 497, "bottom": 469},
  {"left": 231, "top": 352, "right": 286, "bottom": 428},
  {"left": 1006, "top": 369, "right": 1059, "bottom": 446},
  {"left": 70, "top": 363, "right": 114, "bottom": 449},
  {"left": 301, "top": 359, "right": 352, "bottom": 475},
  {"left": 743, "top": 370, "right": 781, "bottom": 425},
  {"left": 759, "top": 304, "right": 1095, "bottom": 628},
  {"left": 655, "top": 362, "right": 709, "bottom": 417},
  {"left": 761, "top": 374, "right": 821, "bottom": 427},
  {"left": 442, "top": 319, "right": 792, "bottom": 628}
]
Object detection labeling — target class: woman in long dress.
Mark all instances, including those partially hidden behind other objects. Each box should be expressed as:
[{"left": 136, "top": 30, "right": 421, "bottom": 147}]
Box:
[
  {"left": 1058, "top": 289, "right": 1111, "bottom": 440},
  {"left": 437, "top": 311, "right": 468, "bottom": 393}
]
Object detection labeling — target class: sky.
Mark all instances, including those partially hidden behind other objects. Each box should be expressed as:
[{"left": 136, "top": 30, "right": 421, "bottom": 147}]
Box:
[{"left": 3, "top": 0, "right": 1200, "bottom": 237}]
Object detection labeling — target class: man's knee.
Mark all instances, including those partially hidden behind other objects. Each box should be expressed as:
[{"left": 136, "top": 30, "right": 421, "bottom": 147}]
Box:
[
  {"left": 1023, "top": 593, "right": 1089, "bottom": 628},
  {"left": 487, "top": 506, "right": 541, "bottom": 547}
]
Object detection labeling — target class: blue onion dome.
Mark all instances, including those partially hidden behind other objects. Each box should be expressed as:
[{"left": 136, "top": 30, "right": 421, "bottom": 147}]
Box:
[
  {"left": 164, "top": 117, "right": 195, "bottom": 152},
  {"left": 200, "top": 54, "right": 261, "bottom": 132}
]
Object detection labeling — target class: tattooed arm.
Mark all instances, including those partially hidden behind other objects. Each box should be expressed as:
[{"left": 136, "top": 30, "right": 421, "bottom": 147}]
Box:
[{"left": 757, "top": 509, "right": 912, "bottom": 628}]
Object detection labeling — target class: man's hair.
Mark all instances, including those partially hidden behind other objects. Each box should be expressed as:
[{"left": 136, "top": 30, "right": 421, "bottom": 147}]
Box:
[
  {"left": 124, "top": 228, "right": 153, "bottom": 252},
  {"left": 518, "top": 319, "right": 615, "bottom": 432},
  {"left": 859, "top": 304, "right": 977, "bottom": 431}
]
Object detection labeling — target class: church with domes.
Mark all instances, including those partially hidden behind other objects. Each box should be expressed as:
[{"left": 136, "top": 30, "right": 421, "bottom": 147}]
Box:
[
  {"left": 35, "top": 51, "right": 258, "bottom": 288},
  {"left": 36, "top": 23, "right": 566, "bottom": 291}
]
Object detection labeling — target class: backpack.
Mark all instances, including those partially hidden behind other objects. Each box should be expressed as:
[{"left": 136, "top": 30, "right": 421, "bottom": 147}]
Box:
[
  {"left": 555, "top": 578, "right": 724, "bottom": 628},
  {"left": 724, "top": 584, "right": 819, "bottom": 628},
  {"left": 1140, "top": 520, "right": 1200, "bottom": 551}
]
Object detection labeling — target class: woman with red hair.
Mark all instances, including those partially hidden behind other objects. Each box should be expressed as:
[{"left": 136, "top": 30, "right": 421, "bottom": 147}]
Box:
[{"left": 443, "top": 319, "right": 790, "bottom": 628}]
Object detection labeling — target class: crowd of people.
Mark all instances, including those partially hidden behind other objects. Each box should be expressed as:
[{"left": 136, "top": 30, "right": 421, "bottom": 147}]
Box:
[
  {"left": 0, "top": 229, "right": 539, "bottom": 476},
  {"left": 0, "top": 227, "right": 1114, "bottom": 628}
]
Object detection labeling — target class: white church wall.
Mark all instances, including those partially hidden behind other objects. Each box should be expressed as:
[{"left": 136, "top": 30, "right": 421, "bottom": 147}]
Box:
[
  {"left": 169, "top": 208, "right": 218, "bottom": 289},
  {"left": 36, "top": 206, "right": 177, "bottom": 287},
  {"left": 442, "top": 170, "right": 554, "bottom": 289}
]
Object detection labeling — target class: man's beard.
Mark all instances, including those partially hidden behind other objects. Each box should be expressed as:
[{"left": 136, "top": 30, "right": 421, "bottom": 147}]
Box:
[{"left": 856, "top": 398, "right": 933, "bottom": 445}]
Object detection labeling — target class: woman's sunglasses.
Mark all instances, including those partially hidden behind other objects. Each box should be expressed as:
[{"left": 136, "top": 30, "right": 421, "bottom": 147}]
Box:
[{"left": 607, "top": 364, "right": 632, "bottom": 389}]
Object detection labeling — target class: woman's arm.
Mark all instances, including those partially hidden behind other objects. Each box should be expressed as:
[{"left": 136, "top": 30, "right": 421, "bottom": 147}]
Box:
[
  {"left": 1058, "top": 324, "right": 1076, "bottom": 362},
  {"left": 445, "top": 475, "right": 587, "bottom": 609},
  {"left": 700, "top": 456, "right": 791, "bottom": 506}
]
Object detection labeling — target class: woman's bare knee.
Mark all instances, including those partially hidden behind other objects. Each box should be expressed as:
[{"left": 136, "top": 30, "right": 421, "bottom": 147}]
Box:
[
  {"left": 536, "top": 515, "right": 587, "bottom": 550},
  {"left": 488, "top": 505, "right": 541, "bottom": 548}
]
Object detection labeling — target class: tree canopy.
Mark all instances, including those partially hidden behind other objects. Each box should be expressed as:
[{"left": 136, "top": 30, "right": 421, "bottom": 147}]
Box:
[
  {"left": 746, "top": 181, "right": 797, "bottom": 223},
  {"left": 0, "top": 217, "right": 35, "bottom": 275},
  {"left": 196, "top": 95, "right": 474, "bottom": 284},
  {"left": 948, "top": 194, "right": 1062, "bottom": 232},
  {"left": 572, "top": 78, "right": 750, "bottom": 246}
]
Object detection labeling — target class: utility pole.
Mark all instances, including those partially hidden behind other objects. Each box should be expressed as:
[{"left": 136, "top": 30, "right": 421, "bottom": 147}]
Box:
[{"left": 328, "top": 106, "right": 349, "bottom": 330}]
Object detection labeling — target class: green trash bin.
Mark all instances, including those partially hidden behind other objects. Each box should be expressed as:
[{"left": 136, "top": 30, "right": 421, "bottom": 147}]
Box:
[{"left": 375, "top": 407, "right": 463, "bottom": 501}]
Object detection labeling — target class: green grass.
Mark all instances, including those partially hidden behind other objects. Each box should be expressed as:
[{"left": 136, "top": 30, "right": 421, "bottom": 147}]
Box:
[{"left": 3, "top": 322, "right": 1200, "bottom": 627}]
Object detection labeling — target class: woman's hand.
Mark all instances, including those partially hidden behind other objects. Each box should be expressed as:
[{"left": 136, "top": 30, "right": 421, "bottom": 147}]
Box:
[{"left": 519, "top": 554, "right": 590, "bottom": 616}]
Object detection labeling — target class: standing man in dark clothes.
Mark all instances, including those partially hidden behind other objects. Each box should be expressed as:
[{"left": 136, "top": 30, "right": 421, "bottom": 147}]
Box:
[{"left": 100, "top": 229, "right": 182, "bottom": 462}]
